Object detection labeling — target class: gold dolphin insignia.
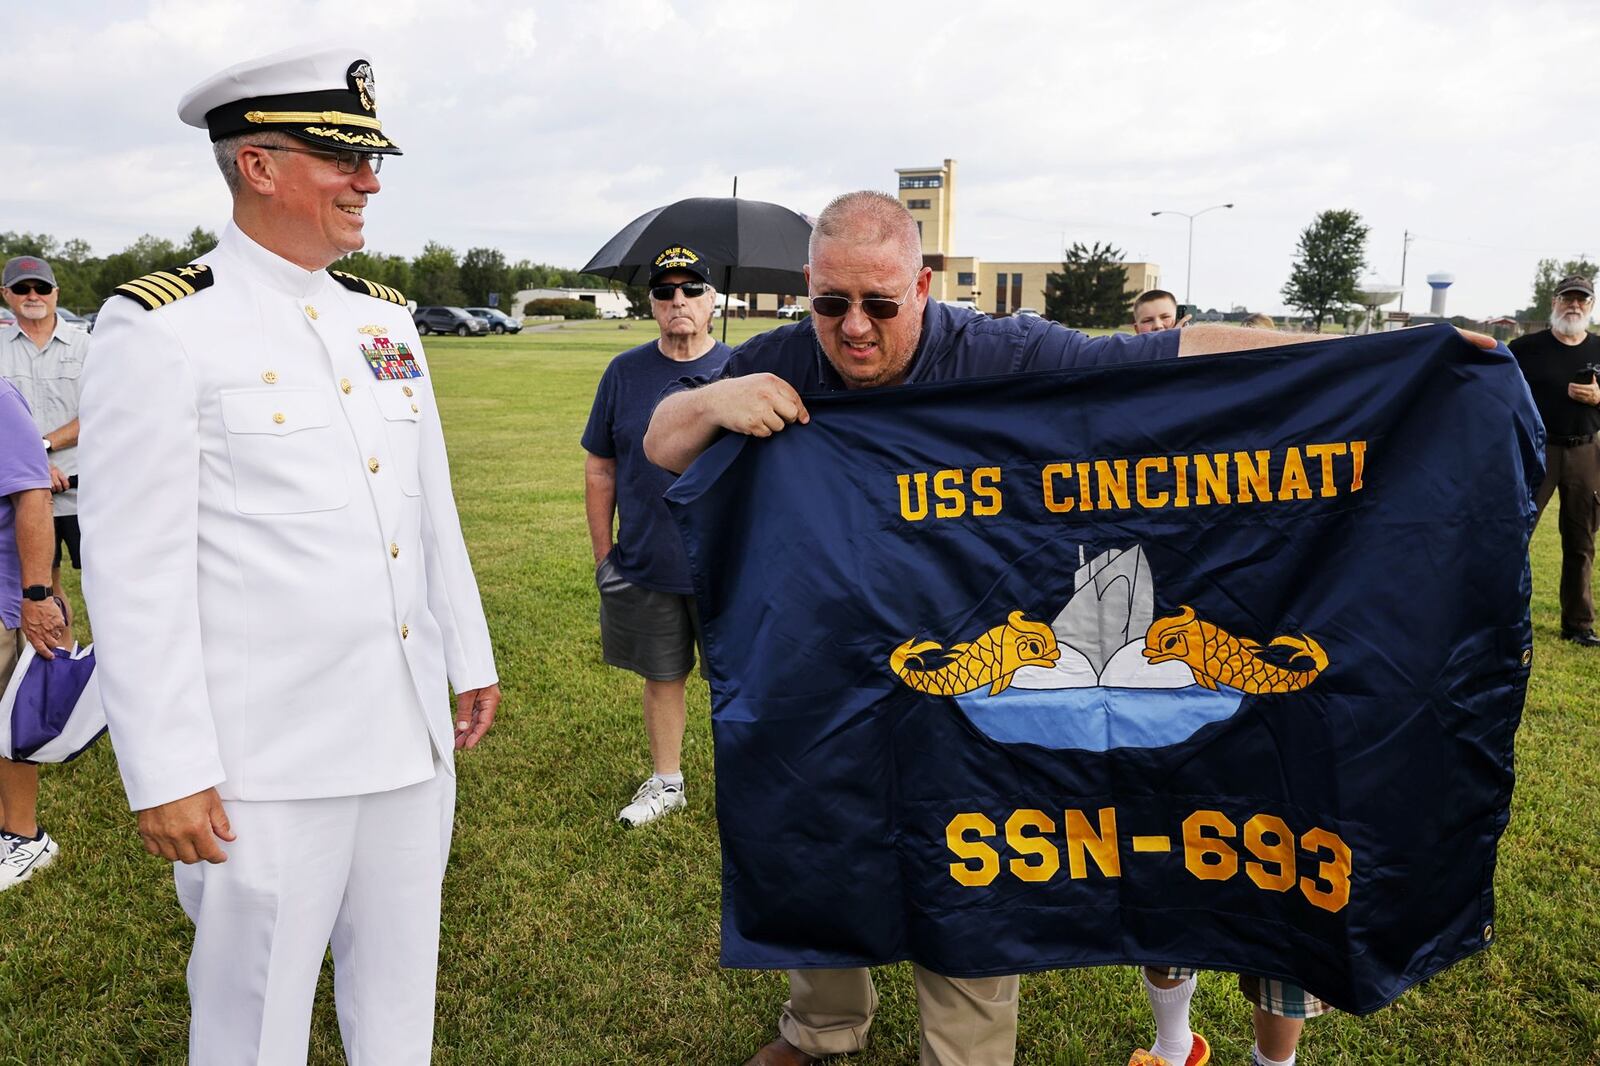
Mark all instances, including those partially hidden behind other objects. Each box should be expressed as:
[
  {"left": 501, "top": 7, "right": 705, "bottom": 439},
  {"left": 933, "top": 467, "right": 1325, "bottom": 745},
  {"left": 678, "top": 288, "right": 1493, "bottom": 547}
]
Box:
[
  {"left": 1142, "top": 605, "right": 1327, "bottom": 693},
  {"left": 890, "top": 611, "right": 1061, "bottom": 696}
]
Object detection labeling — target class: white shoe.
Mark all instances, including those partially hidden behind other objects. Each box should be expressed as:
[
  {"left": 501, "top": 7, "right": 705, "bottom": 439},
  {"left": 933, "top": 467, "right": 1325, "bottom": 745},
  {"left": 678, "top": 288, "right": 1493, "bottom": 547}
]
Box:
[
  {"left": 617, "top": 777, "right": 686, "bottom": 827},
  {"left": 0, "top": 829, "right": 59, "bottom": 891}
]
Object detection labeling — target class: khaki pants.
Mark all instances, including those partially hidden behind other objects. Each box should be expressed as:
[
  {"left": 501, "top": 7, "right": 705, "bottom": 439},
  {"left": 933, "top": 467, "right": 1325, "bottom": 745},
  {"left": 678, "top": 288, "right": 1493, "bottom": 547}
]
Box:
[
  {"left": 779, "top": 966, "right": 1019, "bottom": 1065},
  {"left": 1534, "top": 440, "right": 1600, "bottom": 632},
  {"left": 0, "top": 625, "right": 21, "bottom": 690}
]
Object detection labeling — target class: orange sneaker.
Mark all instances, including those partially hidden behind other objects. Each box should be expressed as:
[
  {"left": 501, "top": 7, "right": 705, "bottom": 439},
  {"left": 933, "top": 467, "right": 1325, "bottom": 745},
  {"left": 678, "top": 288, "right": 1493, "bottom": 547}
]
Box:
[{"left": 1127, "top": 1033, "right": 1211, "bottom": 1066}]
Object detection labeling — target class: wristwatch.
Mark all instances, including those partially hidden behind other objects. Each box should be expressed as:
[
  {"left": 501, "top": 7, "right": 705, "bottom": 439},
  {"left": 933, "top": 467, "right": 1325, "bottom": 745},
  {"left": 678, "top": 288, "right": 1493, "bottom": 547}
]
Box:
[
  {"left": 22, "top": 585, "right": 51, "bottom": 602},
  {"left": 41, "top": 437, "right": 52, "bottom": 452}
]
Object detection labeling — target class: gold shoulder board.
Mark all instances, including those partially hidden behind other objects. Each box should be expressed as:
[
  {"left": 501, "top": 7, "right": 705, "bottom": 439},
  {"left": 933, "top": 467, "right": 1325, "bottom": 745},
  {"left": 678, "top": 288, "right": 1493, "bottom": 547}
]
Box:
[
  {"left": 329, "top": 270, "right": 406, "bottom": 305},
  {"left": 112, "top": 264, "right": 216, "bottom": 311}
]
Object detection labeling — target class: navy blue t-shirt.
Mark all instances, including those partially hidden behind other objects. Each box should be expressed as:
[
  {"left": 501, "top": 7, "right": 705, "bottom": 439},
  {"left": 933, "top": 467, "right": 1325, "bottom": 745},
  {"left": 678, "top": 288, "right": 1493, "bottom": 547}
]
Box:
[
  {"left": 693, "top": 301, "right": 1180, "bottom": 392},
  {"left": 583, "top": 339, "right": 733, "bottom": 593}
]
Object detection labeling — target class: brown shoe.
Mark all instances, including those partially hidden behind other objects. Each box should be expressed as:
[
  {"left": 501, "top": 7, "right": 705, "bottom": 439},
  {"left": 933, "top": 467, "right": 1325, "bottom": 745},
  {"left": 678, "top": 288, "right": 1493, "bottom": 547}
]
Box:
[{"left": 742, "top": 1036, "right": 818, "bottom": 1066}]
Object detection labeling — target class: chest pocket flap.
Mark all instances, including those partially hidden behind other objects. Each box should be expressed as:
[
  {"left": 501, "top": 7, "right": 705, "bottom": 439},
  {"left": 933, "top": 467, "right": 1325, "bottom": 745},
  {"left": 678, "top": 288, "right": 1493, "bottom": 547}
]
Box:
[
  {"left": 372, "top": 386, "right": 422, "bottom": 496},
  {"left": 219, "top": 387, "right": 349, "bottom": 514}
]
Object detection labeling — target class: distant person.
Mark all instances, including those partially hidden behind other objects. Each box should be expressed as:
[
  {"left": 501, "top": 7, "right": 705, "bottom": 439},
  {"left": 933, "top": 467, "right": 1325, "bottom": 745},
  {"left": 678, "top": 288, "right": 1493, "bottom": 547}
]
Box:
[
  {"left": 1, "top": 255, "right": 87, "bottom": 616},
  {"left": 78, "top": 45, "right": 500, "bottom": 1062},
  {"left": 1509, "top": 274, "right": 1600, "bottom": 647},
  {"left": 0, "top": 374, "right": 67, "bottom": 890},
  {"left": 582, "top": 244, "right": 731, "bottom": 827},
  {"left": 1133, "top": 289, "right": 1191, "bottom": 334},
  {"left": 0, "top": 253, "right": 84, "bottom": 894},
  {"left": 1242, "top": 312, "right": 1275, "bottom": 329}
]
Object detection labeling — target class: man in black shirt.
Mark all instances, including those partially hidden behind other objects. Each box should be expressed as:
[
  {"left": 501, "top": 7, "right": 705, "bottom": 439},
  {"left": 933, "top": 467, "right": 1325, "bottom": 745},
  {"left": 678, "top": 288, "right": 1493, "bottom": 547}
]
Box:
[{"left": 1509, "top": 274, "right": 1600, "bottom": 647}]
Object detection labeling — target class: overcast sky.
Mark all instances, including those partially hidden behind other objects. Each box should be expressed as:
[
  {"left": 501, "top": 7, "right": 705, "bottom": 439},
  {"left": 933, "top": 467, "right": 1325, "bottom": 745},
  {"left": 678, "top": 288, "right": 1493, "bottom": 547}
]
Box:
[{"left": 11, "top": 1, "right": 1595, "bottom": 319}]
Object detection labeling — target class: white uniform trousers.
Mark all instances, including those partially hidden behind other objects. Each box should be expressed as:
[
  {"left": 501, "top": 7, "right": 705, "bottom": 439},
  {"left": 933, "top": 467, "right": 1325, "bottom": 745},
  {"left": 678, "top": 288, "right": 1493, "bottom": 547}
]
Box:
[
  {"left": 173, "top": 768, "right": 455, "bottom": 1065},
  {"left": 780, "top": 966, "right": 1019, "bottom": 1065}
]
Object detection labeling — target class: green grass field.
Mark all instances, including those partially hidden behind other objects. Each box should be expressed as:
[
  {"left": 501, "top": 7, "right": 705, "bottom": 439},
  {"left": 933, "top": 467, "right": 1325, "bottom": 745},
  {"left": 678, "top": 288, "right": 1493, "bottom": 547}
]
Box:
[{"left": 2, "top": 320, "right": 1596, "bottom": 1064}]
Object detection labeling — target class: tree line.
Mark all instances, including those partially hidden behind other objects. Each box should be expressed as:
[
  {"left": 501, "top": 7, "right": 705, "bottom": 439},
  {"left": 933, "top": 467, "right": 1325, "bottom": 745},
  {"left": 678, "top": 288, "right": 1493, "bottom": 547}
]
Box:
[
  {"left": 1, "top": 229, "right": 613, "bottom": 313},
  {"left": 1041, "top": 211, "right": 1577, "bottom": 332}
]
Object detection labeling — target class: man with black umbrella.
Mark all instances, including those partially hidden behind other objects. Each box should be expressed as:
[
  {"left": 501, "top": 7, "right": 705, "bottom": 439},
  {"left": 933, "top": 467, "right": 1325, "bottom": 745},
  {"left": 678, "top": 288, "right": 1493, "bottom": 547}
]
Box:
[{"left": 584, "top": 245, "right": 732, "bottom": 826}]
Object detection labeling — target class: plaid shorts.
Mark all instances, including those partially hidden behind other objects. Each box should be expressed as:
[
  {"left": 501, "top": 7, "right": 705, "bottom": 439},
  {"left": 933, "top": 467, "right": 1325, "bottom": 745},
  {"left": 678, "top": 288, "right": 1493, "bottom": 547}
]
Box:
[{"left": 1161, "top": 967, "right": 1333, "bottom": 1019}]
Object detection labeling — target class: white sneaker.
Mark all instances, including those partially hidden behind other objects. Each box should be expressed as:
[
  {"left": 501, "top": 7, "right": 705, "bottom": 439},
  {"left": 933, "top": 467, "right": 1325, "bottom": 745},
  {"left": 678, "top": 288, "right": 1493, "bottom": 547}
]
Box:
[
  {"left": 0, "top": 829, "right": 59, "bottom": 891},
  {"left": 617, "top": 776, "right": 686, "bottom": 827}
]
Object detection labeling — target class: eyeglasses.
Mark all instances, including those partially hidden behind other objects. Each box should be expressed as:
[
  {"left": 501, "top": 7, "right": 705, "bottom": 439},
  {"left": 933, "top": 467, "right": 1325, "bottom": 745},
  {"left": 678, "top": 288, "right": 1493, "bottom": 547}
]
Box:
[
  {"left": 650, "top": 281, "right": 709, "bottom": 300},
  {"left": 249, "top": 144, "right": 384, "bottom": 175},
  {"left": 809, "top": 275, "right": 919, "bottom": 320},
  {"left": 8, "top": 281, "right": 53, "bottom": 296},
  {"left": 1557, "top": 292, "right": 1594, "bottom": 306}
]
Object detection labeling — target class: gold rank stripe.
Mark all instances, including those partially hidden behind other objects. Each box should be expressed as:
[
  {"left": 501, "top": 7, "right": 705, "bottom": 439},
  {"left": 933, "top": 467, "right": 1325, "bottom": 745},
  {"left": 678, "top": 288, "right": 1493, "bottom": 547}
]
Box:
[
  {"left": 117, "top": 276, "right": 184, "bottom": 307},
  {"left": 244, "top": 109, "right": 384, "bottom": 131},
  {"left": 330, "top": 270, "right": 406, "bottom": 305},
  {"left": 113, "top": 265, "right": 213, "bottom": 310}
]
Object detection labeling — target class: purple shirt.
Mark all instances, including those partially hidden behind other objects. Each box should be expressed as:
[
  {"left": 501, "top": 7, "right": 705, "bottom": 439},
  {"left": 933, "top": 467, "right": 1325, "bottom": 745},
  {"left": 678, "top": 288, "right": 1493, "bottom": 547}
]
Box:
[{"left": 0, "top": 378, "right": 51, "bottom": 628}]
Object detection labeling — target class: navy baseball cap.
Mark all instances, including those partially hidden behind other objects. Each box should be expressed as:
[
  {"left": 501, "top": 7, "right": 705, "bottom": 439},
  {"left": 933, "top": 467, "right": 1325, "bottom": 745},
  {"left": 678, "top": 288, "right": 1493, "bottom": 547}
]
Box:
[{"left": 648, "top": 245, "right": 713, "bottom": 287}]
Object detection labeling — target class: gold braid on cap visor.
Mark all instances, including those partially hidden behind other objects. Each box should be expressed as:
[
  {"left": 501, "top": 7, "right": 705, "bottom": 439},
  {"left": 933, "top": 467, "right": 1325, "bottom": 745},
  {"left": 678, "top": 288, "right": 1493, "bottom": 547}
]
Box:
[{"left": 244, "top": 110, "right": 383, "bottom": 130}]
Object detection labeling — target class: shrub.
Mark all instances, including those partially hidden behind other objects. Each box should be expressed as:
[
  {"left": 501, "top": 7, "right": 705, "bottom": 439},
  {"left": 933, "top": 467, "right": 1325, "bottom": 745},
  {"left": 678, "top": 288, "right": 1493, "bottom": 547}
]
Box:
[{"left": 522, "top": 298, "right": 598, "bottom": 320}]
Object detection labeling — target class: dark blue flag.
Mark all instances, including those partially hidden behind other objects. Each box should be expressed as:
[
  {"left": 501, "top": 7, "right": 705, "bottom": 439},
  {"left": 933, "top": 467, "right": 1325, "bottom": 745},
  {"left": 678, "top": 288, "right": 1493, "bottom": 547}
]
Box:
[{"left": 666, "top": 325, "right": 1543, "bottom": 1015}]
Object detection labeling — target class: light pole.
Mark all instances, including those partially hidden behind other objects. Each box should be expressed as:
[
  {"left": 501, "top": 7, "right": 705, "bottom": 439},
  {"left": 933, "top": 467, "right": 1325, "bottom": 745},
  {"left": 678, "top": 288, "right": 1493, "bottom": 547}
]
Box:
[{"left": 1151, "top": 203, "right": 1234, "bottom": 306}]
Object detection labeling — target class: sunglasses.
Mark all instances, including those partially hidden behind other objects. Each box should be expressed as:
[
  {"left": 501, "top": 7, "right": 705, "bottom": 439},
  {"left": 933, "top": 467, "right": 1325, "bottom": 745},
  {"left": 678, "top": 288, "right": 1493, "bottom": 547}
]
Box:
[
  {"left": 9, "top": 281, "right": 54, "bottom": 296},
  {"left": 809, "top": 275, "right": 918, "bottom": 320},
  {"left": 650, "top": 281, "right": 709, "bottom": 300},
  {"left": 249, "top": 144, "right": 384, "bottom": 175}
]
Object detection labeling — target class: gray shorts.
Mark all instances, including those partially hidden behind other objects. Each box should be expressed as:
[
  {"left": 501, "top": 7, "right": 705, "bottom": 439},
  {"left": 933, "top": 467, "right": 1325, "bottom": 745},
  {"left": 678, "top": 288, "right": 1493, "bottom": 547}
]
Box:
[{"left": 596, "top": 556, "right": 698, "bottom": 681}]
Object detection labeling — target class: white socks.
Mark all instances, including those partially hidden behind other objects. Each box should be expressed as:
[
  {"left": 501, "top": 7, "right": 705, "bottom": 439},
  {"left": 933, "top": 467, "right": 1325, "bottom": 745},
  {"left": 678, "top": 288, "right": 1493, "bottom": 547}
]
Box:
[
  {"left": 1253, "top": 1045, "right": 1294, "bottom": 1066},
  {"left": 655, "top": 771, "right": 684, "bottom": 788},
  {"left": 1143, "top": 971, "right": 1196, "bottom": 1065}
]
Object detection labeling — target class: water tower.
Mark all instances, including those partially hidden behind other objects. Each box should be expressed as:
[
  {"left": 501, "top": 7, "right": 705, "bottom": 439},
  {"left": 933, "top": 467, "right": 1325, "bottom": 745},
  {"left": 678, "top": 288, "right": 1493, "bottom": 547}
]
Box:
[{"left": 1427, "top": 272, "right": 1455, "bottom": 317}]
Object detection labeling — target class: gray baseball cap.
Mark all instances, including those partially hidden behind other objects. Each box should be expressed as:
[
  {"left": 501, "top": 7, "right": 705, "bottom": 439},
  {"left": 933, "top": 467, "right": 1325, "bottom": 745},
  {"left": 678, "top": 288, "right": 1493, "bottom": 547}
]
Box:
[
  {"left": 1555, "top": 273, "right": 1594, "bottom": 298},
  {"left": 3, "top": 256, "right": 56, "bottom": 289}
]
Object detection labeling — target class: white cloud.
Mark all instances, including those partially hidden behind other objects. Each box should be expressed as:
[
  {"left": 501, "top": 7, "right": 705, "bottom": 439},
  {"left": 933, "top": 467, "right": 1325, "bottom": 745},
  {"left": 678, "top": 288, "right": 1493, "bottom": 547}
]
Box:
[{"left": 10, "top": 0, "right": 1600, "bottom": 316}]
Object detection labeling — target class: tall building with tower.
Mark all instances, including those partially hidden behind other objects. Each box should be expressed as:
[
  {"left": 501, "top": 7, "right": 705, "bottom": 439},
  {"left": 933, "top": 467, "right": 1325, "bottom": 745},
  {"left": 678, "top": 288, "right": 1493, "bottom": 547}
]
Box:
[
  {"left": 895, "top": 158, "right": 1158, "bottom": 315},
  {"left": 898, "top": 160, "right": 956, "bottom": 259}
]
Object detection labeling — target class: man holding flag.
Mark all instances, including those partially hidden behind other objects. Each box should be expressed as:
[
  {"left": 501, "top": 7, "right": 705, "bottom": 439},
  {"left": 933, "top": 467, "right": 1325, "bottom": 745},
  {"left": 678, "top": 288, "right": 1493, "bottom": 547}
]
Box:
[{"left": 646, "top": 191, "right": 1365, "bottom": 1066}]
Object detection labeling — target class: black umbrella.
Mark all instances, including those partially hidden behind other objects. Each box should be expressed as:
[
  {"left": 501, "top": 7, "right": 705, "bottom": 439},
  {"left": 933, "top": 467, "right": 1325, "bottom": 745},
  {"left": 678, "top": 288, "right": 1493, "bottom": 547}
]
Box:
[{"left": 581, "top": 196, "right": 813, "bottom": 340}]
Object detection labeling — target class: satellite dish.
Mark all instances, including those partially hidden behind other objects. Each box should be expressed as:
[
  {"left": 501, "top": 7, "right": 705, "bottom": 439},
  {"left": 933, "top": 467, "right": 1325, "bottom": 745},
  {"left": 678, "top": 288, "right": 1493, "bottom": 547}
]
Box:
[{"left": 1354, "top": 274, "right": 1403, "bottom": 307}]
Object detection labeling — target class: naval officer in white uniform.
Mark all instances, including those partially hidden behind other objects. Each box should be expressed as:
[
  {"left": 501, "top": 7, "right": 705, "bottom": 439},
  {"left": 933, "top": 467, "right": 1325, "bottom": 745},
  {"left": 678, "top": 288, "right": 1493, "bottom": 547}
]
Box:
[{"left": 78, "top": 45, "right": 501, "bottom": 1065}]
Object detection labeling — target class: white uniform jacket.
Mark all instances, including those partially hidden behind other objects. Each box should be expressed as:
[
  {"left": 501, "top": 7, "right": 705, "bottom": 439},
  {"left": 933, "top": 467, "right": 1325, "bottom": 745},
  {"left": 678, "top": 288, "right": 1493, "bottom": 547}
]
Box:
[{"left": 79, "top": 223, "right": 497, "bottom": 811}]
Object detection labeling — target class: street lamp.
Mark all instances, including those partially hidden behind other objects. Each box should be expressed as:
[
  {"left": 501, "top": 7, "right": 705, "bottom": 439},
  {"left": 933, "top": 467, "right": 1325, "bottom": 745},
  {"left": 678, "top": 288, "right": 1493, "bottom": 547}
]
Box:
[{"left": 1151, "top": 203, "right": 1234, "bottom": 306}]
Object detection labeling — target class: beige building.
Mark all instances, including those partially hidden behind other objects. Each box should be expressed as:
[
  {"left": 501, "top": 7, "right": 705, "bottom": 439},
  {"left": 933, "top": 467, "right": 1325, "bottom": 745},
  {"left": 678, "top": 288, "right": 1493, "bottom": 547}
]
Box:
[
  {"left": 728, "top": 158, "right": 1159, "bottom": 319},
  {"left": 898, "top": 158, "right": 1159, "bottom": 318}
]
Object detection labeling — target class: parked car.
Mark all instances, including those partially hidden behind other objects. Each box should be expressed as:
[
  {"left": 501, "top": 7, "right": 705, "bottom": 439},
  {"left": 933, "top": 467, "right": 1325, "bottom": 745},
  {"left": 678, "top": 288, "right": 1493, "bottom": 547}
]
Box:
[
  {"left": 599, "top": 307, "right": 629, "bottom": 320},
  {"left": 776, "top": 304, "right": 807, "bottom": 319},
  {"left": 1014, "top": 307, "right": 1042, "bottom": 319},
  {"left": 81, "top": 311, "right": 98, "bottom": 332},
  {"left": 464, "top": 307, "right": 522, "bottom": 334},
  {"left": 413, "top": 306, "right": 489, "bottom": 336},
  {"left": 0, "top": 308, "right": 16, "bottom": 327},
  {"left": 56, "top": 308, "right": 90, "bottom": 331}
]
